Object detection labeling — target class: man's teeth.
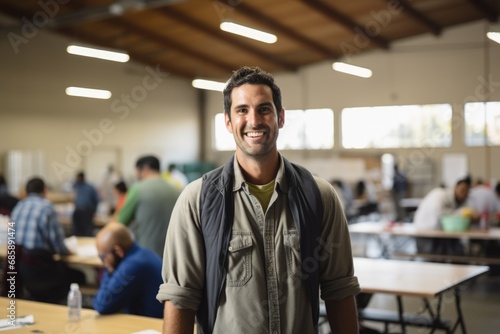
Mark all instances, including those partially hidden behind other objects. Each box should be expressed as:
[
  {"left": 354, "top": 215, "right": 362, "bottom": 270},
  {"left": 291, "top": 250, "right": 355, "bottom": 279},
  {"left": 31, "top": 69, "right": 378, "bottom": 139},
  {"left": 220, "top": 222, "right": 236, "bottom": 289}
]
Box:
[{"left": 247, "top": 132, "right": 264, "bottom": 137}]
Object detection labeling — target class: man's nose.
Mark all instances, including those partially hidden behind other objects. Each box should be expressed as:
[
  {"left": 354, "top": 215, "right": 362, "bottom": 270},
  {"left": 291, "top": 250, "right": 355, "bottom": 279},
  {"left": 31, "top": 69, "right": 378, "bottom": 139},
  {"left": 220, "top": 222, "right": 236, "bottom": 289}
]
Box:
[{"left": 246, "top": 109, "right": 262, "bottom": 126}]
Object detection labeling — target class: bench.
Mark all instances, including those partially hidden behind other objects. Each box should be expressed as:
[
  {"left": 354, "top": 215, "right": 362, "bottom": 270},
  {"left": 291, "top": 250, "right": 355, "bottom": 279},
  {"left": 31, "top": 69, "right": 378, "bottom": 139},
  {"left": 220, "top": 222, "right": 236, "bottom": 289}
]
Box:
[{"left": 359, "top": 308, "right": 451, "bottom": 333}]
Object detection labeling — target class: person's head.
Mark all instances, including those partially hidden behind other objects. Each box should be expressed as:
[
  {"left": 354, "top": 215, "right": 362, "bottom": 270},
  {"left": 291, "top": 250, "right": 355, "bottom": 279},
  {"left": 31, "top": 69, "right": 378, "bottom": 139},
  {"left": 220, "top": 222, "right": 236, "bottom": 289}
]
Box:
[
  {"left": 167, "top": 163, "right": 177, "bottom": 173},
  {"left": 495, "top": 182, "right": 500, "bottom": 198},
  {"left": 96, "top": 222, "right": 134, "bottom": 273},
  {"left": 26, "top": 177, "right": 46, "bottom": 195},
  {"left": 222, "top": 67, "right": 285, "bottom": 159},
  {"left": 454, "top": 176, "right": 472, "bottom": 206},
  {"left": 114, "top": 181, "right": 127, "bottom": 195},
  {"left": 135, "top": 155, "right": 161, "bottom": 180},
  {"left": 223, "top": 66, "right": 283, "bottom": 122},
  {"left": 76, "top": 171, "right": 85, "bottom": 183}
]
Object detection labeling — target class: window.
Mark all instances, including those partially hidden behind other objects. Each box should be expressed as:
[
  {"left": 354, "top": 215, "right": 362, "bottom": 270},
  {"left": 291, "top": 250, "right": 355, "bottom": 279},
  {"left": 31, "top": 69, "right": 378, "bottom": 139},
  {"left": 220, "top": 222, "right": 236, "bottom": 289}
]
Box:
[
  {"left": 213, "top": 108, "right": 334, "bottom": 151},
  {"left": 464, "top": 102, "right": 500, "bottom": 146},
  {"left": 341, "top": 104, "right": 452, "bottom": 149}
]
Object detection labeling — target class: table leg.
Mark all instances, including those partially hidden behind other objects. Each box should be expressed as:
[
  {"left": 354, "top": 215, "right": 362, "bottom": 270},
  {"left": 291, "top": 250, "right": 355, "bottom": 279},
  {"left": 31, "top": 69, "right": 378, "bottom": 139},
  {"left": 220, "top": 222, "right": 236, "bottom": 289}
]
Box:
[
  {"left": 452, "top": 287, "right": 467, "bottom": 334},
  {"left": 396, "top": 295, "right": 406, "bottom": 334}
]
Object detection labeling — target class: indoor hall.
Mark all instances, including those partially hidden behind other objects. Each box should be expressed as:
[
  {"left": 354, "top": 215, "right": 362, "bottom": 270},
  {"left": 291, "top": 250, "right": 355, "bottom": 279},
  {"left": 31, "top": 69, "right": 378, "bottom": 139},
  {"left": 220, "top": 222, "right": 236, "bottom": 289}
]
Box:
[{"left": 1, "top": 1, "right": 500, "bottom": 333}]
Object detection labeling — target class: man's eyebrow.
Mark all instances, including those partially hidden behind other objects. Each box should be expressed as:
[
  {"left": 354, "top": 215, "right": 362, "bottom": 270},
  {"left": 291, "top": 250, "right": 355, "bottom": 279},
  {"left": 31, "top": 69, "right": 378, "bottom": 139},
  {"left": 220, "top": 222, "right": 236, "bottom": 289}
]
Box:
[
  {"left": 232, "top": 102, "right": 274, "bottom": 110},
  {"left": 233, "top": 103, "right": 249, "bottom": 110}
]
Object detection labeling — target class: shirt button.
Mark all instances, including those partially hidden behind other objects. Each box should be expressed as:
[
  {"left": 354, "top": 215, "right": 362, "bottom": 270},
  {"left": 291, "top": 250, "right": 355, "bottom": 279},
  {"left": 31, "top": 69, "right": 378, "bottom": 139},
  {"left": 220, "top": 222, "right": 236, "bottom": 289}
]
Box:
[
  {"left": 228, "top": 246, "right": 233, "bottom": 251},
  {"left": 273, "top": 331, "right": 278, "bottom": 334}
]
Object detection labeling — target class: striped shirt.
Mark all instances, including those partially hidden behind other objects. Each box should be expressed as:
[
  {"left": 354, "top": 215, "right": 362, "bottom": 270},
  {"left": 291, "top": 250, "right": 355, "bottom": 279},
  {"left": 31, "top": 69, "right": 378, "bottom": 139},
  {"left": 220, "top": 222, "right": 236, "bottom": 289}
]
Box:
[{"left": 12, "top": 194, "right": 69, "bottom": 254}]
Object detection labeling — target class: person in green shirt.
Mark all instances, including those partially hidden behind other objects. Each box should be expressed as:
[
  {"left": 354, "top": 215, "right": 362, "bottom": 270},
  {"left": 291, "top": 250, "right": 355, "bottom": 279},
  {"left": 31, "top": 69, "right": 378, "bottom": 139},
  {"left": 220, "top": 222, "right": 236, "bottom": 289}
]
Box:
[{"left": 118, "top": 155, "right": 181, "bottom": 257}]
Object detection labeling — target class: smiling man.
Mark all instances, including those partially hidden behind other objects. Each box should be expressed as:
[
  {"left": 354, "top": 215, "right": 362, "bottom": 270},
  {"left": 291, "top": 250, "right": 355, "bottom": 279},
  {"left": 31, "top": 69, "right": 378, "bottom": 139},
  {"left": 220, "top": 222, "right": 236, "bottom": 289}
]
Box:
[{"left": 157, "top": 66, "right": 360, "bottom": 334}]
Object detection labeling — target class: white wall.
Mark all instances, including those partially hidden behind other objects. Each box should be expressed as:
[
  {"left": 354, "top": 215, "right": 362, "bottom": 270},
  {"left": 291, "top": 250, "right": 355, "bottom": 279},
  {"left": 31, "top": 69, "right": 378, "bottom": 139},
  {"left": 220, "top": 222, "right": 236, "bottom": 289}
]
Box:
[
  {"left": 204, "top": 20, "right": 500, "bottom": 188},
  {"left": 0, "top": 30, "right": 199, "bottom": 190}
]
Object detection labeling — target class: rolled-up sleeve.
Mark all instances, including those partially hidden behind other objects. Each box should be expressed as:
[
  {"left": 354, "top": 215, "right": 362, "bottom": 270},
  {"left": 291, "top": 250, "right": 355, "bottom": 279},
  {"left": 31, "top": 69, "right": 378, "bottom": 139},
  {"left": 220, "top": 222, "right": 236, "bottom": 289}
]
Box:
[
  {"left": 156, "top": 179, "right": 205, "bottom": 311},
  {"left": 315, "top": 178, "right": 361, "bottom": 301}
]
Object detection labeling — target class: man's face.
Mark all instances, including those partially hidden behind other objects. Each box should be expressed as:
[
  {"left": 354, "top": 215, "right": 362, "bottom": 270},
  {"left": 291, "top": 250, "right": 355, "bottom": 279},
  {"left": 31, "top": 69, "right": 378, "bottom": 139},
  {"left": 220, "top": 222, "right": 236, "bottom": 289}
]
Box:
[{"left": 225, "top": 84, "right": 284, "bottom": 159}]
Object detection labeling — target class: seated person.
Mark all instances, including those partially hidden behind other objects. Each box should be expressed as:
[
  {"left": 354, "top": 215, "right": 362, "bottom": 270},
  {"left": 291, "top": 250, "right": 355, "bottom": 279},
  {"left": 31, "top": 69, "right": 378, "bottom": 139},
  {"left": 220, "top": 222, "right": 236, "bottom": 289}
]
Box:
[
  {"left": 354, "top": 179, "right": 379, "bottom": 217},
  {"left": 0, "top": 174, "right": 19, "bottom": 216},
  {"left": 93, "top": 222, "right": 163, "bottom": 318},
  {"left": 466, "top": 179, "right": 500, "bottom": 226},
  {"left": 11, "top": 177, "right": 85, "bottom": 303},
  {"left": 413, "top": 176, "right": 472, "bottom": 255}
]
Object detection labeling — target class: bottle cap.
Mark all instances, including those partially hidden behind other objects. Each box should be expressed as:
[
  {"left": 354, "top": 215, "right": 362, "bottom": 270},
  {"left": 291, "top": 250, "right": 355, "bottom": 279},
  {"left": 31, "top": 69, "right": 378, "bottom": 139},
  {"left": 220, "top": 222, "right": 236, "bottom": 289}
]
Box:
[{"left": 70, "top": 283, "right": 79, "bottom": 291}]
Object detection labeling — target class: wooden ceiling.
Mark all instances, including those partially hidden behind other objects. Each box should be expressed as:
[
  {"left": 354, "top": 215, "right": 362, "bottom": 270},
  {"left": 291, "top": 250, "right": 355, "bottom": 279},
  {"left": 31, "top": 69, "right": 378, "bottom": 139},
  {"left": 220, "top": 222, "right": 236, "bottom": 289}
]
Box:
[{"left": 1, "top": 0, "right": 499, "bottom": 81}]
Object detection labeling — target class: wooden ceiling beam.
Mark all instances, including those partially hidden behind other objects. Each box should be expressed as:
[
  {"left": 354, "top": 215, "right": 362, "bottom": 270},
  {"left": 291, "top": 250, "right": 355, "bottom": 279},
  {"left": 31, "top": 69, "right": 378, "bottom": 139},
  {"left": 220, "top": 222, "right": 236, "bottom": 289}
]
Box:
[
  {"left": 220, "top": 0, "right": 338, "bottom": 59},
  {"left": 468, "top": 0, "right": 498, "bottom": 22},
  {"left": 156, "top": 7, "right": 297, "bottom": 72},
  {"left": 300, "top": 0, "right": 390, "bottom": 50},
  {"left": 394, "top": 0, "right": 442, "bottom": 36},
  {"left": 107, "top": 17, "right": 236, "bottom": 73}
]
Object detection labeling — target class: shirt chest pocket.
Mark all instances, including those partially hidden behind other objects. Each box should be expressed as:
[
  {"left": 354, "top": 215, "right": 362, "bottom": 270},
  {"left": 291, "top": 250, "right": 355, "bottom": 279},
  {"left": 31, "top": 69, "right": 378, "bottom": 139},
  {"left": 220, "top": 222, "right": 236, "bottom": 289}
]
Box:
[
  {"left": 226, "top": 232, "right": 253, "bottom": 287},
  {"left": 284, "top": 231, "right": 302, "bottom": 277}
]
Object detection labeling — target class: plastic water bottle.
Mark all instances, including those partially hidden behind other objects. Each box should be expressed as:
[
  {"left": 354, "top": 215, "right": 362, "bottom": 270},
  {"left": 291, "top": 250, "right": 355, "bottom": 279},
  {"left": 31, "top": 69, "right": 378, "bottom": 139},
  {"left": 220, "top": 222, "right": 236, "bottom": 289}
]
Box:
[{"left": 67, "top": 283, "right": 82, "bottom": 321}]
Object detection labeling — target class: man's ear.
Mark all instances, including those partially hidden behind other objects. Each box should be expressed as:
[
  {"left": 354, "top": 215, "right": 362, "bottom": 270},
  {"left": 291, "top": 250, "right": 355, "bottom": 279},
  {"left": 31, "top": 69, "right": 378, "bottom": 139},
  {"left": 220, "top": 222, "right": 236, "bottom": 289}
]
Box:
[
  {"left": 278, "top": 108, "right": 285, "bottom": 129},
  {"left": 224, "top": 112, "right": 233, "bottom": 133},
  {"left": 114, "top": 245, "right": 125, "bottom": 258}
]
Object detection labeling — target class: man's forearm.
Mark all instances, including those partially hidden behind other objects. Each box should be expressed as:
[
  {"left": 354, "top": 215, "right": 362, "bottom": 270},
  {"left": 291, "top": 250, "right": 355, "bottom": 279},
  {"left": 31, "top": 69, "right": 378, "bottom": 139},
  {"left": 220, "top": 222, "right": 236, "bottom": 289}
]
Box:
[
  {"left": 163, "top": 301, "right": 196, "bottom": 334},
  {"left": 325, "top": 295, "right": 359, "bottom": 334}
]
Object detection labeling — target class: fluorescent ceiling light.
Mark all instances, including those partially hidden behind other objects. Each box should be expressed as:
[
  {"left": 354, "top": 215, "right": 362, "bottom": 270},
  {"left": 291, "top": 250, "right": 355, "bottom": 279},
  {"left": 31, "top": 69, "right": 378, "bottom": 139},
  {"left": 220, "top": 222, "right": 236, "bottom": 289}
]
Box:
[
  {"left": 332, "top": 62, "right": 372, "bottom": 78},
  {"left": 67, "top": 45, "right": 130, "bottom": 63},
  {"left": 487, "top": 32, "right": 500, "bottom": 44},
  {"left": 192, "top": 79, "right": 226, "bottom": 92},
  {"left": 220, "top": 22, "right": 277, "bottom": 44},
  {"left": 66, "top": 86, "right": 112, "bottom": 99}
]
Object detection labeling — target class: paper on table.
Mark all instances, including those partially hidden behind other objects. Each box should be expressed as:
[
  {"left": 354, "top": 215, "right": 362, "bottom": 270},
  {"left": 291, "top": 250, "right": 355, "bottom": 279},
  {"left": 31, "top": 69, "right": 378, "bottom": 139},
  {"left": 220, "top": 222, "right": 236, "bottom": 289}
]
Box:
[
  {"left": 64, "top": 236, "right": 78, "bottom": 253},
  {"left": 76, "top": 244, "right": 98, "bottom": 257},
  {"left": 130, "top": 330, "right": 161, "bottom": 334},
  {"left": 0, "top": 315, "right": 35, "bottom": 331}
]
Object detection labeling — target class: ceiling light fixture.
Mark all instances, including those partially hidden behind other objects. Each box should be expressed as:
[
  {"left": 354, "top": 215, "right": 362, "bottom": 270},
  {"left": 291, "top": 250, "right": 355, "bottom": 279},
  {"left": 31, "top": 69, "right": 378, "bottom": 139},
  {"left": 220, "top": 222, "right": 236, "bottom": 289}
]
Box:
[
  {"left": 332, "top": 62, "right": 372, "bottom": 78},
  {"left": 486, "top": 31, "right": 500, "bottom": 44},
  {"left": 67, "top": 44, "right": 130, "bottom": 63},
  {"left": 220, "top": 22, "right": 277, "bottom": 44},
  {"left": 66, "top": 86, "right": 112, "bottom": 99},
  {"left": 192, "top": 79, "right": 226, "bottom": 92}
]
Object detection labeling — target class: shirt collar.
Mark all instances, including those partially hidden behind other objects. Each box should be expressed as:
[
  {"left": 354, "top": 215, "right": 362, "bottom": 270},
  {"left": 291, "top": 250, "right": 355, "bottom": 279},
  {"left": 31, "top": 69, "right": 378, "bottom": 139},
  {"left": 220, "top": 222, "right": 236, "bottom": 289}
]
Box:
[{"left": 231, "top": 154, "right": 289, "bottom": 194}]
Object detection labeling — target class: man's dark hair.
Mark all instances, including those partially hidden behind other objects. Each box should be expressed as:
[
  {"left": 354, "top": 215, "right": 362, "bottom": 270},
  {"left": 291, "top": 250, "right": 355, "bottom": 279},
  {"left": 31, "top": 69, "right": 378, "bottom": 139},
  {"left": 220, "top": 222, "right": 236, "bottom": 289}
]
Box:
[
  {"left": 26, "top": 177, "right": 45, "bottom": 194},
  {"left": 223, "top": 66, "right": 282, "bottom": 121},
  {"left": 495, "top": 182, "right": 500, "bottom": 197},
  {"left": 136, "top": 155, "right": 161, "bottom": 172}
]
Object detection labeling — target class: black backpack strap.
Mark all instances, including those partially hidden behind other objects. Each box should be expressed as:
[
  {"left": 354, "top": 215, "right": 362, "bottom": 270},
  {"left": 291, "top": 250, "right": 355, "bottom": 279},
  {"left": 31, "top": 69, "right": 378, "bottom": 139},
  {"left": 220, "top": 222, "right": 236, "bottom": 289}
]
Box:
[{"left": 197, "top": 157, "right": 234, "bottom": 334}]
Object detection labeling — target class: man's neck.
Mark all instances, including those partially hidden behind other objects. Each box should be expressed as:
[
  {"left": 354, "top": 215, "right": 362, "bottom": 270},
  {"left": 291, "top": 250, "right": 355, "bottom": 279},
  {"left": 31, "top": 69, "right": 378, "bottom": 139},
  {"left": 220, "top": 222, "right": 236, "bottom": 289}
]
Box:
[
  {"left": 142, "top": 171, "right": 161, "bottom": 180},
  {"left": 236, "top": 151, "right": 280, "bottom": 185}
]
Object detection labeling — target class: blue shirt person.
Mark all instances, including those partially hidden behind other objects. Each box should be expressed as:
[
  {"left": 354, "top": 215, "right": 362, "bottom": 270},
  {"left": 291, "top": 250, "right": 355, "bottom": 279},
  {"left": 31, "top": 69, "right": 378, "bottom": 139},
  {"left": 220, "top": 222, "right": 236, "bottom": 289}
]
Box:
[
  {"left": 72, "top": 171, "right": 100, "bottom": 236},
  {"left": 93, "top": 222, "right": 163, "bottom": 318}
]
